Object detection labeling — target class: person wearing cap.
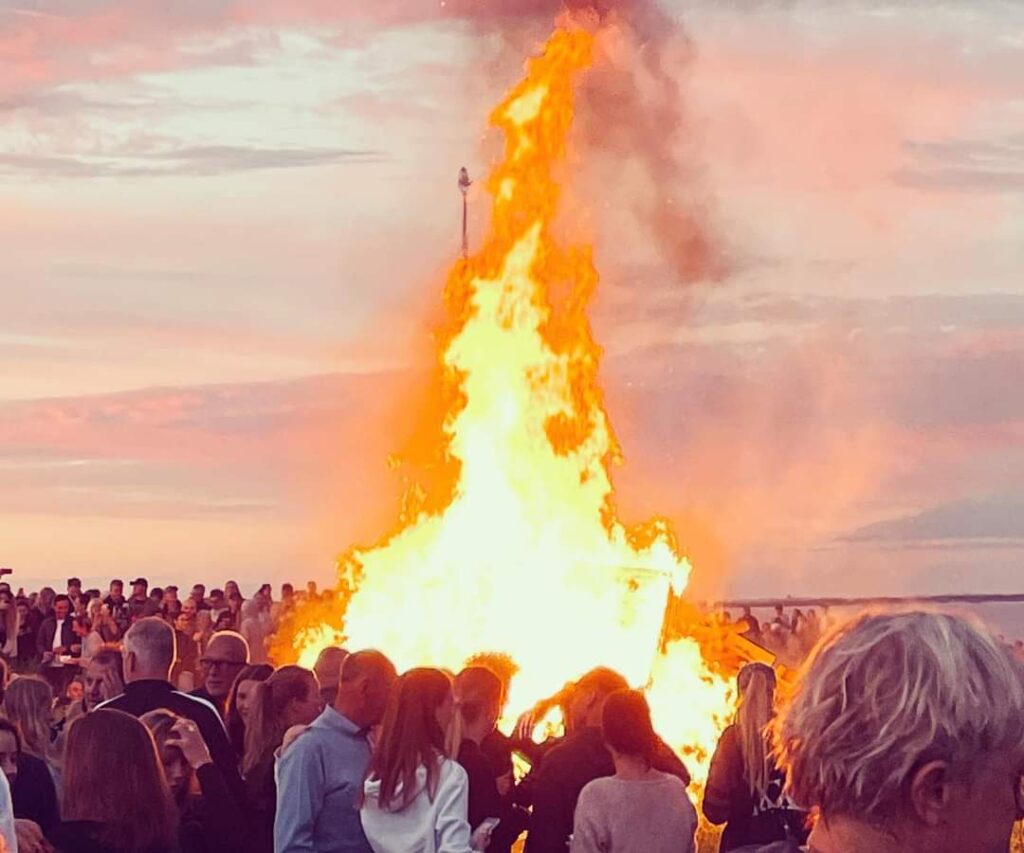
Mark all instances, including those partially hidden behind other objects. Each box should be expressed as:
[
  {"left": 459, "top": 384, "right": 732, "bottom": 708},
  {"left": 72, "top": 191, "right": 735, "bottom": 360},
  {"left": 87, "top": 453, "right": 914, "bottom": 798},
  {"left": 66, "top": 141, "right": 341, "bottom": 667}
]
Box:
[
  {"left": 128, "top": 577, "right": 150, "bottom": 622},
  {"left": 102, "top": 579, "right": 129, "bottom": 631}
]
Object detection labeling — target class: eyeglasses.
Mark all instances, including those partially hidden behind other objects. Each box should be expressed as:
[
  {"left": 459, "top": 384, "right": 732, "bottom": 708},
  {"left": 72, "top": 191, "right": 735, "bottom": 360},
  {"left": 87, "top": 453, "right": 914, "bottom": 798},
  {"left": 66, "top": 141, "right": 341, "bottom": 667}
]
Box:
[{"left": 200, "top": 658, "right": 244, "bottom": 671}]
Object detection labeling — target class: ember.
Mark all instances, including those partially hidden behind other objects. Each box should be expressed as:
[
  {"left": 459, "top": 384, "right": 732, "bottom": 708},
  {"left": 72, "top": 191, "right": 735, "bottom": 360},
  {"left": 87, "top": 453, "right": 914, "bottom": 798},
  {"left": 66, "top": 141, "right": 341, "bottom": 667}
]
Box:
[{"left": 281, "top": 18, "right": 733, "bottom": 781}]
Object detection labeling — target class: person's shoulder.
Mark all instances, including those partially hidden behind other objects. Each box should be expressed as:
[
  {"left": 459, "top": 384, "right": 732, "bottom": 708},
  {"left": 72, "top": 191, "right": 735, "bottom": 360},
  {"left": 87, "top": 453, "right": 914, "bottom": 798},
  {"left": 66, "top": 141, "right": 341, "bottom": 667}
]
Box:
[
  {"left": 171, "top": 689, "right": 222, "bottom": 720},
  {"left": 441, "top": 756, "right": 469, "bottom": 787}
]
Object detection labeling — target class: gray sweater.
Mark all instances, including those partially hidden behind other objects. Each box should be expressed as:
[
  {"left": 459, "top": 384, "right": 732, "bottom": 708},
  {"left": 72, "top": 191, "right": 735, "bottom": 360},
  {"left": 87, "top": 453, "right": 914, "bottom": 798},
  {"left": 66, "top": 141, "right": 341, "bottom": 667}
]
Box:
[{"left": 570, "top": 771, "right": 697, "bottom": 853}]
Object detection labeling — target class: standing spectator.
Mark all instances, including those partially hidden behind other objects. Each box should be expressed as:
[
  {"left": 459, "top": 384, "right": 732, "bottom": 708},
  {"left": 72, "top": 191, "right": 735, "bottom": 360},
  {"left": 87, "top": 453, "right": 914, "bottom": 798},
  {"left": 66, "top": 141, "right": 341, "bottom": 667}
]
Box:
[
  {"left": 34, "top": 587, "right": 55, "bottom": 624},
  {"left": 73, "top": 615, "right": 103, "bottom": 664},
  {"left": 0, "top": 716, "right": 59, "bottom": 833},
  {"left": 49, "top": 709, "right": 178, "bottom": 853},
  {"left": 0, "top": 589, "right": 19, "bottom": 658},
  {"left": 142, "top": 709, "right": 247, "bottom": 853},
  {"left": 312, "top": 647, "right": 348, "bottom": 708},
  {"left": 224, "top": 663, "right": 273, "bottom": 758},
  {"left": 274, "top": 650, "right": 397, "bottom": 853},
  {"left": 208, "top": 589, "right": 227, "bottom": 620},
  {"left": 37, "top": 593, "right": 75, "bottom": 659},
  {"left": 452, "top": 666, "right": 527, "bottom": 853},
  {"left": 189, "top": 585, "right": 211, "bottom": 612},
  {"left": 102, "top": 579, "right": 129, "bottom": 631},
  {"left": 127, "top": 577, "right": 151, "bottom": 622},
  {"left": 239, "top": 598, "right": 271, "bottom": 665},
  {"left": 174, "top": 600, "right": 200, "bottom": 690},
  {"left": 243, "top": 666, "right": 322, "bottom": 853},
  {"left": 193, "top": 631, "right": 249, "bottom": 717},
  {"left": 81, "top": 648, "right": 126, "bottom": 712},
  {"left": 772, "top": 604, "right": 790, "bottom": 630},
  {"left": 361, "top": 667, "right": 489, "bottom": 853},
  {"left": 15, "top": 597, "right": 40, "bottom": 670},
  {"left": 738, "top": 607, "right": 760, "bottom": 641},
  {"left": 193, "top": 610, "right": 214, "bottom": 657},
  {"left": 96, "top": 617, "right": 245, "bottom": 807},
  {"left": 571, "top": 690, "right": 697, "bottom": 853},
  {"left": 224, "top": 581, "right": 242, "bottom": 600},
  {"left": 774, "top": 610, "right": 1024, "bottom": 853},
  {"left": 525, "top": 669, "right": 690, "bottom": 853},
  {"left": 4, "top": 675, "right": 58, "bottom": 770}
]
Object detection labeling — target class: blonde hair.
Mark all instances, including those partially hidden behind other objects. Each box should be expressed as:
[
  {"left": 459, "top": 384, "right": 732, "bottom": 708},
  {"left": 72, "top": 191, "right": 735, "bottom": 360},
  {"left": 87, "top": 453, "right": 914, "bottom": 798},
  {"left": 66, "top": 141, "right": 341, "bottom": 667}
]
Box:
[
  {"left": 3, "top": 675, "right": 54, "bottom": 760},
  {"left": 774, "top": 609, "right": 1024, "bottom": 824},
  {"left": 735, "top": 662, "right": 776, "bottom": 797}
]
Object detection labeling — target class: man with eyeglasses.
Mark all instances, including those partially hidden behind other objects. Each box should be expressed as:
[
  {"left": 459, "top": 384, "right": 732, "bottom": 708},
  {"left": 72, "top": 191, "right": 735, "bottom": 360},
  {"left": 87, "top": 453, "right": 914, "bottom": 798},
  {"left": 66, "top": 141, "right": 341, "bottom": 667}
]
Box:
[
  {"left": 97, "top": 617, "right": 245, "bottom": 807},
  {"left": 192, "top": 630, "right": 250, "bottom": 719}
]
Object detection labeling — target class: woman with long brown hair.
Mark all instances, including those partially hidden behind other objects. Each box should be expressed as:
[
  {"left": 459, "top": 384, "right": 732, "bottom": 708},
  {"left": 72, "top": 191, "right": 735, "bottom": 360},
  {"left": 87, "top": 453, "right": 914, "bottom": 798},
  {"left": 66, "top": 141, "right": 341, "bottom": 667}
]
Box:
[
  {"left": 3, "top": 675, "right": 57, "bottom": 769},
  {"left": 224, "top": 663, "right": 272, "bottom": 758},
  {"left": 243, "top": 665, "right": 322, "bottom": 853},
  {"left": 50, "top": 708, "right": 178, "bottom": 853},
  {"left": 361, "top": 667, "right": 492, "bottom": 853},
  {"left": 703, "top": 662, "right": 808, "bottom": 849}
]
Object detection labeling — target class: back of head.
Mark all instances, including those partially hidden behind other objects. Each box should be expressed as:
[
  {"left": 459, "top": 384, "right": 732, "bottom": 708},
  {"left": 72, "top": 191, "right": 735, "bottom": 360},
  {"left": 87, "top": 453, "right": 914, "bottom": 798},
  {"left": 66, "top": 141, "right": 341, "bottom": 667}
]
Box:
[
  {"left": 124, "top": 617, "right": 175, "bottom": 681},
  {"left": 242, "top": 665, "right": 318, "bottom": 775},
  {"left": 65, "top": 709, "right": 177, "bottom": 851},
  {"left": 567, "top": 667, "right": 630, "bottom": 730},
  {"left": 4, "top": 675, "right": 53, "bottom": 757},
  {"left": 368, "top": 667, "right": 451, "bottom": 811},
  {"left": 601, "top": 689, "right": 658, "bottom": 764},
  {"left": 774, "top": 609, "right": 1024, "bottom": 828},
  {"left": 336, "top": 649, "right": 398, "bottom": 724},
  {"left": 314, "top": 647, "right": 348, "bottom": 694},
  {"left": 735, "top": 662, "right": 777, "bottom": 797},
  {"left": 462, "top": 652, "right": 518, "bottom": 700},
  {"left": 453, "top": 666, "right": 503, "bottom": 727},
  {"left": 574, "top": 667, "right": 630, "bottom": 701}
]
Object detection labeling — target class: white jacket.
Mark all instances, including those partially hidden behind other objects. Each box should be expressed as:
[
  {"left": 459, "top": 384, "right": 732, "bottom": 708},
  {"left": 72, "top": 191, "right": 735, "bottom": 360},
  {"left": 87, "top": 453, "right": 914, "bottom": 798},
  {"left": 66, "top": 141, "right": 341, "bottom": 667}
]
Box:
[{"left": 361, "top": 758, "right": 473, "bottom": 853}]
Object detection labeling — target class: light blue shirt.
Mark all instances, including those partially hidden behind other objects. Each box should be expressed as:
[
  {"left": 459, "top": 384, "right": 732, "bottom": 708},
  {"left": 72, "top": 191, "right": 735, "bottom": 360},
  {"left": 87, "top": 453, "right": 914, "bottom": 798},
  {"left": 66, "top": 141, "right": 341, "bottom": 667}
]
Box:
[{"left": 274, "top": 706, "right": 373, "bottom": 853}]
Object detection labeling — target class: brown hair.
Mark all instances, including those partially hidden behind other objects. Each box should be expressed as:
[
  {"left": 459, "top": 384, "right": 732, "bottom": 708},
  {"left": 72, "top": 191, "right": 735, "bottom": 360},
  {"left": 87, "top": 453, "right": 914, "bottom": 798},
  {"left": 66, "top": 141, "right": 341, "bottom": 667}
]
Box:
[
  {"left": 3, "top": 676, "right": 53, "bottom": 760},
  {"left": 366, "top": 668, "right": 451, "bottom": 811},
  {"left": 64, "top": 709, "right": 178, "bottom": 851},
  {"left": 449, "top": 666, "right": 503, "bottom": 757},
  {"left": 225, "top": 663, "right": 273, "bottom": 757},
  {"left": 736, "top": 662, "right": 776, "bottom": 797},
  {"left": 601, "top": 689, "right": 658, "bottom": 765},
  {"left": 242, "top": 665, "right": 318, "bottom": 776}
]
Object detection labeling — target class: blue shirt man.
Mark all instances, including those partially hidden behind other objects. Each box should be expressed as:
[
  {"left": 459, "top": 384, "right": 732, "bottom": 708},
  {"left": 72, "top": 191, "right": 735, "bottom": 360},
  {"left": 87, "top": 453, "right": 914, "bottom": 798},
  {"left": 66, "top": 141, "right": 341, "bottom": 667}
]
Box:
[{"left": 274, "top": 650, "right": 397, "bottom": 853}]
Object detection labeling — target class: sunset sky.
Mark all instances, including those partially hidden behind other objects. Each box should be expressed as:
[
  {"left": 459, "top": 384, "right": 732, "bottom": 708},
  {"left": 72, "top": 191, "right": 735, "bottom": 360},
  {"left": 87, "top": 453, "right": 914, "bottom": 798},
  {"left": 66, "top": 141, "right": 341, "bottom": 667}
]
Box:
[{"left": 2, "top": 0, "right": 1022, "bottom": 599}]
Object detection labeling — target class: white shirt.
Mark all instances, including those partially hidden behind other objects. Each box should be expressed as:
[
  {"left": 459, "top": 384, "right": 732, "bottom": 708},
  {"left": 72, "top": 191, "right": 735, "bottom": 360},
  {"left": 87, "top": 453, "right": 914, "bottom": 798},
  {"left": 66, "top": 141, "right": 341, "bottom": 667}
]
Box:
[
  {"left": 361, "top": 758, "right": 474, "bottom": 853},
  {"left": 52, "top": 618, "right": 66, "bottom": 651}
]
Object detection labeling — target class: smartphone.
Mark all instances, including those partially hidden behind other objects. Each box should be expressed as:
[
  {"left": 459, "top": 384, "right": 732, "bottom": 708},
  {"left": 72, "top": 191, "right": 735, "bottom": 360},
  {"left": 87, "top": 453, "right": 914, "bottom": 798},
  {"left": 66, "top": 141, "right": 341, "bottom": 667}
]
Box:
[{"left": 477, "top": 817, "right": 501, "bottom": 834}]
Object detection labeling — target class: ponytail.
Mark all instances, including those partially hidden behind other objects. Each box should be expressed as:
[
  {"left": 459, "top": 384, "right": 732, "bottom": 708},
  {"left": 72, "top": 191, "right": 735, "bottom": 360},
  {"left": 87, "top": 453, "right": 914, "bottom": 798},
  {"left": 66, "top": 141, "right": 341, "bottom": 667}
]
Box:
[{"left": 242, "top": 665, "right": 317, "bottom": 777}]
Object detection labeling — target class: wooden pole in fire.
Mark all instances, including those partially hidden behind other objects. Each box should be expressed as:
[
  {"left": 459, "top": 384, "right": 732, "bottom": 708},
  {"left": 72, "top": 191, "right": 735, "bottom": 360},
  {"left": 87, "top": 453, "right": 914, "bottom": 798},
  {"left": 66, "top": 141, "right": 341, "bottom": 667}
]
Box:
[{"left": 459, "top": 166, "right": 471, "bottom": 260}]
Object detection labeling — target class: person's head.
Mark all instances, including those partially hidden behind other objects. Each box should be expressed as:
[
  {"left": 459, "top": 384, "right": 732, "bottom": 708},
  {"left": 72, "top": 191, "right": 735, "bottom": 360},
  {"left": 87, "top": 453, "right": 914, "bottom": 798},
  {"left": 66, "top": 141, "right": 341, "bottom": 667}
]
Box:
[
  {"left": 452, "top": 666, "right": 503, "bottom": 749},
  {"left": 4, "top": 675, "right": 53, "bottom": 758},
  {"left": 565, "top": 667, "right": 630, "bottom": 732},
  {"left": 334, "top": 649, "right": 397, "bottom": 729},
  {"left": 37, "top": 586, "right": 55, "bottom": 611},
  {"left": 601, "top": 689, "right": 658, "bottom": 766},
  {"left": 123, "top": 617, "right": 176, "bottom": 682},
  {"left": 209, "top": 588, "right": 225, "bottom": 608},
  {"left": 0, "top": 719, "right": 21, "bottom": 786},
  {"left": 53, "top": 594, "right": 71, "bottom": 620},
  {"left": 66, "top": 676, "right": 85, "bottom": 703},
  {"left": 735, "top": 662, "right": 778, "bottom": 796},
  {"left": 86, "top": 597, "right": 103, "bottom": 621},
  {"left": 83, "top": 648, "right": 126, "bottom": 710},
  {"left": 306, "top": 580, "right": 317, "bottom": 595},
  {"left": 163, "top": 585, "right": 178, "bottom": 603},
  {"left": 462, "top": 652, "right": 518, "bottom": 710},
  {"left": 194, "top": 609, "right": 213, "bottom": 636},
  {"left": 224, "top": 580, "right": 240, "bottom": 599},
  {"left": 149, "top": 586, "right": 163, "bottom": 602},
  {"left": 242, "top": 665, "right": 321, "bottom": 775},
  {"left": 281, "top": 583, "right": 294, "bottom": 600},
  {"left": 141, "top": 709, "right": 193, "bottom": 802},
  {"left": 201, "top": 631, "right": 249, "bottom": 699},
  {"left": 108, "top": 579, "right": 123, "bottom": 598},
  {"left": 226, "top": 664, "right": 274, "bottom": 725},
  {"left": 189, "top": 584, "right": 205, "bottom": 602},
  {"left": 367, "top": 667, "right": 453, "bottom": 810},
  {"left": 67, "top": 576, "right": 82, "bottom": 593},
  {"left": 64, "top": 710, "right": 177, "bottom": 850},
  {"left": 214, "top": 611, "right": 235, "bottom": 632},
  {"left": 130, "top": 577, "right": 148, "bottom": 598},
  {"left": 775, "top": 610, "right": 1024, "bottom": 853},
  {"left": 775, "top": 604, "right": 784, "bottom": 615},
  {"left": 313, "top": 647, "right": 349, "bottom": 706},
  {"left": 72, "top": 614, "right": 91, "bottom": 639}
]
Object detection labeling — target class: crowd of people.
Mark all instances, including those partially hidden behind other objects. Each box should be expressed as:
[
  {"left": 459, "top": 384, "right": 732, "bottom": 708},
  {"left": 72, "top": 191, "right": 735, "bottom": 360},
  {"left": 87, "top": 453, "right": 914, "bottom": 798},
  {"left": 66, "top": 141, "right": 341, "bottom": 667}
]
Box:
[{"left": 0, "top": 575, "right": 1021, "bottom": 853}]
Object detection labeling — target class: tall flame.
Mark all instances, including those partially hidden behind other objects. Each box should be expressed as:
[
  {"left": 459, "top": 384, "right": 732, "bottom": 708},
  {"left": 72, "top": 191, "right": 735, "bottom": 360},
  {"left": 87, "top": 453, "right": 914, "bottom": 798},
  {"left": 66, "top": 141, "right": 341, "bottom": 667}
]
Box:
[{"left": 289, "top": 21, "right": 733, "bottom": 780}]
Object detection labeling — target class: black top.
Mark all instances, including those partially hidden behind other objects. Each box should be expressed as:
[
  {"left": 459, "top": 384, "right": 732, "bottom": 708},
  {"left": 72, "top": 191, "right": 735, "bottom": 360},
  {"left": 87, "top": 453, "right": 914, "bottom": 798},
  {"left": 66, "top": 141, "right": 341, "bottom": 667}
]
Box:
[
  {"left": 457, "top": 740, "right": 527, "bottom": 853},
  {"left": 524, "top": 726, "right": 690, "bottom": 853},
  {"left": 703, "top": 725, "right": 808, "bottom": 851},
  {"left": 98, "top": 679, "right": 245, "bottom": 808},
  {"left": 189, "top": 686, "right": 226, "bottom": 719},
  {"left": 12, "top": 752, "right": 60, "bottom": 832},
  {"left": 244, "top": 753, "right": 276, "bottom": 853},
  {"left": 37, "top": 616, "right": 76, "bottom": 655},
  {"left": 180, "top": 762, "right": 248, "bottom": 853}
]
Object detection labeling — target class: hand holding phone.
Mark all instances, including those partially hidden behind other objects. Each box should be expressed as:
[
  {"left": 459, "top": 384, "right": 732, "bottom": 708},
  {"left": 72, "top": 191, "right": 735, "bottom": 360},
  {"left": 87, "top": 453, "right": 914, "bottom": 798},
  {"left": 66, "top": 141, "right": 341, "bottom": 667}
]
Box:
[{"left": 471, "top": 817, "right": 500, "bottom": 851}]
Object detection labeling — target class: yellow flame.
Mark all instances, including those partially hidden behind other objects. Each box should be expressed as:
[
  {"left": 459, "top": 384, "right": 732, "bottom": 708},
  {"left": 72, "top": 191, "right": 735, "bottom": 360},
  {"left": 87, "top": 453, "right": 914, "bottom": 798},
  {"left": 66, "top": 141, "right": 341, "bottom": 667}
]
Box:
[{"left": 289, "top": 21, "right": 733, "bottom": 780}]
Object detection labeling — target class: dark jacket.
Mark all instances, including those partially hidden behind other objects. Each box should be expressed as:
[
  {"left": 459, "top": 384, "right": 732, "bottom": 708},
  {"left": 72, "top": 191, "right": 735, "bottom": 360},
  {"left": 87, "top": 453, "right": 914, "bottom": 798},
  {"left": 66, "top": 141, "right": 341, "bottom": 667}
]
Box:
[
  {"left": 36, "top": 616, "right": 75, "bottom": 655},
  {"left": 12, "top": 751, "right": 60, "bottom": 832},
  {"left": 703, "top": 725, "right": 809, "bottom": 851},
  {"left": 48, "top": 820, "right": 174, "bottom": 853},
  {"left": 97, "top": 679, "right": 245, "bottom": 808},
  {"left": 458, "top": 740, "right": 528, "bottom": 853},
  {"left": 524, "top": 726, "right": 690, "bottom": 853},
  {"left": 181, "top": 762, "right": 248, "bottom": 853},
  {"left": 244, "top": 753, "right": 276, "bottom": 853}
]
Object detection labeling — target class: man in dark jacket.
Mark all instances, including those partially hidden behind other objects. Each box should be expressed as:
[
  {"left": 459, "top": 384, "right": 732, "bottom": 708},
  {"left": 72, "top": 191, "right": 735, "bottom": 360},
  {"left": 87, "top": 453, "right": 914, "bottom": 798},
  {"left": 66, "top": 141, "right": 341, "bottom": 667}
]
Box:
[
  {"left": 97, "top": 617, "right": 246, "bottom": 807},
  {"left": 37, "top": 594, "right": 75, "bottom": 659},
  {"left": 524, "top": 668, "right": 690, "bottom": 853}
]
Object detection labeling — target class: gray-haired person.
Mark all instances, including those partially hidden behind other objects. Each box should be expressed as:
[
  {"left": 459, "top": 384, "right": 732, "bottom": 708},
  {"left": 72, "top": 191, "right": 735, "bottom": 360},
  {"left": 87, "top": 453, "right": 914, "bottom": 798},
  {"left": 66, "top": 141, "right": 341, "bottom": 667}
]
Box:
[{"left": 741, "top": 610, "right": 1024, "bottom": 853}]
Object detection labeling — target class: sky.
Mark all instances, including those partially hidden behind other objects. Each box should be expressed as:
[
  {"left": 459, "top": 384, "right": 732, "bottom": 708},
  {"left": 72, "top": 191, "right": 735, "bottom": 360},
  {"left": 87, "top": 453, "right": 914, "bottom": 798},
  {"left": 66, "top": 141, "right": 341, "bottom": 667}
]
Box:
[{"left": 1, "top": 0, "right": 1022, "bottom": 600}]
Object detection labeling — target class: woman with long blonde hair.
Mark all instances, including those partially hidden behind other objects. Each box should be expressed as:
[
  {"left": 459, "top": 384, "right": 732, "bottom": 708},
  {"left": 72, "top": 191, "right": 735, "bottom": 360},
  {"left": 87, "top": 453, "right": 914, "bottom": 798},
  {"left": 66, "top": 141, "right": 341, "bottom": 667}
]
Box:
[
  {"left": 3, "top": 676, "right": 57, "bottom": 768},
  {"left": 703, "top": 662, "right": 807, "bottom": 850}
]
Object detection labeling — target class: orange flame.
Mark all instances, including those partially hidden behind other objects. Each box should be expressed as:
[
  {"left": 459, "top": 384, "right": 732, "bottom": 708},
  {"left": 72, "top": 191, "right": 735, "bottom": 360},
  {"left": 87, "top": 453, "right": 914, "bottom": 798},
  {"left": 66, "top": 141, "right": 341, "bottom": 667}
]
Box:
[{"left": 288, "top": 20, "right": 733, "bottom": 781}]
